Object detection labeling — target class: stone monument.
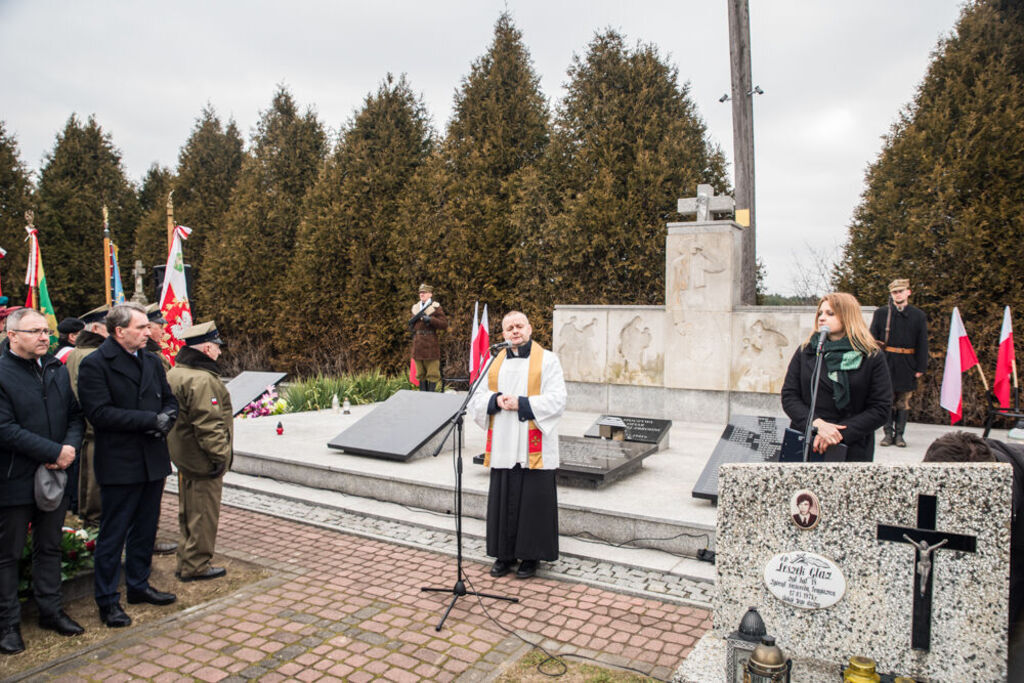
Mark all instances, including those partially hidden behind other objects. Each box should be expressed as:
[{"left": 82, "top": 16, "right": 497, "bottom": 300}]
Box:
[
  {"left": 676, "top": 461, "right": 1012, "bottom": 682},
  {"left": 553, "top": 185, "right": 872, "bottom": 423}
]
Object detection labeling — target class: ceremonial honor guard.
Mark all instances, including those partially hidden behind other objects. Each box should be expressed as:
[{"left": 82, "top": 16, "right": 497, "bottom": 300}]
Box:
[
  {"left": 166, "top": 321, "right": 232, "bottom": 582},
  {"left": 870, "top": 278, "right": 928, "bottom": 447},
  {"left": 66, "top": 305, "right": 109, "bottom": 529},
  {"left": 468, "top": 311, "right": 566, "bottom": 579},
  {"left": 409, "top": 284, "right": 448, "bottom": 392}
]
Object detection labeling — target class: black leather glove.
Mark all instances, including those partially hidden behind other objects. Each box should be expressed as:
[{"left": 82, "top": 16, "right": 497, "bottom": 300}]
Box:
[
  {"left": 154, "top": 412, "right": 174, "bottom": 436},
  {"left": 423, "top": 315, "right": 432, "bottom": 325},
  {"left": 210, "top": 461, "right": 227, "bottom": 478}
]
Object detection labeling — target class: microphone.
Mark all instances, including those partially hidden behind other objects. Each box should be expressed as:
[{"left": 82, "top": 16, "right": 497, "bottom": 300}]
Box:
[
  {"left": 490, "top": 340, "right": 513, "bottom": 350},
  {"left": 816, "top": 325, "right": 829, "bottom": 353}
]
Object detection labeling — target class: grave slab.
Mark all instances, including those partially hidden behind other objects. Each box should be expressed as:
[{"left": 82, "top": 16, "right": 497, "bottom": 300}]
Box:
[
  {"left": 225, "top": 371, "right": 287, "bottom": 416},
  {"left": 327, "top": 390, "right": 464, "bottom": 460},
  {"left": 714, "top": 462, "right": 1012, "bottom": 682},
  {"left": 583, "top": 414, "right": 672, "bottom": 449}
]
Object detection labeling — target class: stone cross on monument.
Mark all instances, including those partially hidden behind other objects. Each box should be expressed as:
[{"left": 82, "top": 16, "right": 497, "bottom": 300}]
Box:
[
  {"left": 678, "top": 184, "right": 735, "bottom": 222},
  {"left": 876, "top": 494, "right": 977, "bottom": 651},
  {"left": 130, "top": 259, "right": 148, "bottom": 304}
]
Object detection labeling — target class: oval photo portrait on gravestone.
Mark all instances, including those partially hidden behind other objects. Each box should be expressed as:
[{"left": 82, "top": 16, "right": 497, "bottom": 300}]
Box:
[{"left": 790, "top": 489, "right": 820, "bottom": 530}]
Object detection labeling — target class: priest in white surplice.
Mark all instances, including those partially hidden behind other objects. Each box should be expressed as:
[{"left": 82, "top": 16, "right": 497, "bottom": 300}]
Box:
[{"left": 468, "top": 311, "right": 566, "bottom": 579}]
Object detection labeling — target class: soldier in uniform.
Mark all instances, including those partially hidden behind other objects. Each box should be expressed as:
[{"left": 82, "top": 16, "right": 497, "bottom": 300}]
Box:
[
  {"left": 166, "top": 322, "right": 231, "bottom": 582},
  {"left": 870, "top": 278, "right": 928, "bottom": 447},
  {"left": 409, "top": 284, "right": 448, "bottom": 392},
  {"left": 66, "top": 305, "right": 109, "bottom": 528},
  {"left": 144, "top": 303, "right": 171, "bottom": 372}
]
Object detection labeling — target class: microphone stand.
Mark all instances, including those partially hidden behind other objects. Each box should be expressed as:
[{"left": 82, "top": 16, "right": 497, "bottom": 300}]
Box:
[
  {"left": 421, "top": 345, "right": 518, "bottom": 631},
  {"left": 802, "top": 331, "right": 828, "bottom": 462}
]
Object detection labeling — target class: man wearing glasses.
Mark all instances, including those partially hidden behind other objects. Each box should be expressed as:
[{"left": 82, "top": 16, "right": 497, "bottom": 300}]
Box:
[
  {"left": 0, "top": 308, "right": 85, "bottom": 654},
  {"left": 77, "top": 303, "right": 178, "bottom": 628}
]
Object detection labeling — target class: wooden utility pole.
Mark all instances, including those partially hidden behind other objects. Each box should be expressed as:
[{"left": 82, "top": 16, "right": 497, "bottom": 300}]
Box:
[{"left": 728, "top": 0, "right": 757, "bottom": 304}]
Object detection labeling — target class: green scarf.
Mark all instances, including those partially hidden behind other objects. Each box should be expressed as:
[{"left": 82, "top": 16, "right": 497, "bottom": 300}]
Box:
[{"left": 822, "top": 337, "right": 864, "bottom": 410}]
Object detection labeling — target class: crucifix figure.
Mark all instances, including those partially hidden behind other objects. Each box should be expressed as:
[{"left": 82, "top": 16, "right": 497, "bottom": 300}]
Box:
[
  {"left": 677, "top": 184, "right": 735, "bottom": 222},
  {"left": 902, "top": 534, "right": 949, "bottom": 596},
  {"left": 877, "top": 494, "right": 977, "bottom": 651}
]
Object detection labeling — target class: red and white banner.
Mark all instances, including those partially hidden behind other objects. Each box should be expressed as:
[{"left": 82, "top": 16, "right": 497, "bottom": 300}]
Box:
[
  {"left": 939, "top": 307, "right": 980, "bottom": 424},
  {"left": 408, "top": 357, "right": 419, "bottom": 387},
  {"left": 469, "top": 302, "right": 489, "bottom": 383},
  {"left": 158, "top": 225, "right": 194, "bottom": 365},
  {"left": 994, "top": 306, "right": 1015, "bottom": 409}
]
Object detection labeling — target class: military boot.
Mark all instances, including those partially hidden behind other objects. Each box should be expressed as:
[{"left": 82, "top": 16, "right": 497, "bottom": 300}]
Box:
[
  {"left": 894, "top": 409, "right": 909, "bottom": 447},
  {"left": 420, "top": 381, "right": 434, "bottom": 393}
]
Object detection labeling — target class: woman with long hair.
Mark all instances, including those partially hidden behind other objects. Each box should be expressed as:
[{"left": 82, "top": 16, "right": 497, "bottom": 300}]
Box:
[{"left": 781, "top": 292, "right": 893, "bottom": 462}]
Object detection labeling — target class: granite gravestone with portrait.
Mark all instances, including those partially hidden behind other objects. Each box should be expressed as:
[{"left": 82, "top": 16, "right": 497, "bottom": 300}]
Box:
[{"left": 704, "top": 462, "right": 1012, "bottom": 683}]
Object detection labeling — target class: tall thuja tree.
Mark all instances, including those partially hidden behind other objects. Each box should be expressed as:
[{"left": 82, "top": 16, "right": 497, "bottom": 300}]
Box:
[
  {"left": 167, "top": 107, "right": 244, "bottom": 310},
  {"left": 276, "top": 75, "right": 434, "bottom": 373},
  {"left": 0, "top": 122, "right": 34, "bottom": 304},
  {"left": 836, "top": 0, "right": 1024, "bottom": 424},
  {"left": 133, "top": 163, "right": 174, "bottom": 290},
  {"left": 548, "top": 30, "right": 729, "bottom": 306},
  {"left": 439, "top": 13, "right": 551, "bottom": 334},
  {"left": 34, "top": 115, "right": 140, "bottom": 315},
  {"left": 200, "top": 87, "right": 325, "bottom": 341}
]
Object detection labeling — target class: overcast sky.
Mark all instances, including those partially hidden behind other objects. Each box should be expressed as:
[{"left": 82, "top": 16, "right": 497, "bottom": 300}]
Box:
[{"left": 0, "top": 0, "right": 965, "bottom": 295}]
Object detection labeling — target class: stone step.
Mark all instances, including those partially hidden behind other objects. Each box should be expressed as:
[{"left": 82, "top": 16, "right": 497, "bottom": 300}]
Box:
[{"left": 203, "top": 470, "right": 716, "bottom": 602}]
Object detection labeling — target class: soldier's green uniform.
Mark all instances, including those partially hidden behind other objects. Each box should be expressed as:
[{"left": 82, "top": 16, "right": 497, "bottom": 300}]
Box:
[
  {"left": 66, "top": 305, "right": 109, "bottom": 527},
  {"left": 166, "top": 322, "right": 232, "bottom": 581}
]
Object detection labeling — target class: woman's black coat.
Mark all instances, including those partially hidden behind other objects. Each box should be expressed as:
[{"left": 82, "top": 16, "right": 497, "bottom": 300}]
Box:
[{"left": 780, "top": 342, "right": 892, "bottom": 462}]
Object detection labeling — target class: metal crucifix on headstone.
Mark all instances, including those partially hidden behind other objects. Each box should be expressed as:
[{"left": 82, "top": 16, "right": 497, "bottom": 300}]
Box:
[
  {"left": 678, "top": 184, "right": 735, "bottom": 222},
  {"left": 877, "top": 494, "right": 977, "bottom": 651}
]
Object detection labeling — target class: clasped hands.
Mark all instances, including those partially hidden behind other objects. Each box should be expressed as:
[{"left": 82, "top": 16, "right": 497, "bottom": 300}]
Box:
[
  {"left": 146, "top": 411, "right": 177, "bottom": 438},
  {"left": 496, "top": 394, "right": 520, "bottom": 412},
  {"left": 811, "top": 418, "right": 846, "bottom": 454},
  {"left": 45, "top": 444, "right": 76, "bottom": 470}
]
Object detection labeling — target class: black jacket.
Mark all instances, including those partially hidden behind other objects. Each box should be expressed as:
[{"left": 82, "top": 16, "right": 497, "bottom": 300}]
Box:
[
  {"left": 76, "top": 337, "right": 177, "bottom": 486},
  {"left": 869, "top": 303, "right": 928, "bottom": 393},
  {"left": 780, "top": 343, "right": 893, "bottom": 462},
  {"left": 0, "top": 350, "right": 85, "bottom": 506}
]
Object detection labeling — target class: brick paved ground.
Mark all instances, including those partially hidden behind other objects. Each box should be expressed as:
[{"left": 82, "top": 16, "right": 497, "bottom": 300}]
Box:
[{"left": 34, "top": 496, "right": 711, "bottom": 682}]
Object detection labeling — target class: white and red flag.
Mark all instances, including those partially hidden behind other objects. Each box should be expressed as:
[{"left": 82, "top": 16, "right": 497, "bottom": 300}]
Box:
[
  {"left": 940, "top": 307, "right": 980, "bottom": 424},
  {"left": 994, "top": 306, "right": 1016, "bottom": 409},
  {"left": 469, "top": 302, "right": 489, "bottom": 383},
  {"left": 158, "top": 225, "right": 194, "bottom": 365}
]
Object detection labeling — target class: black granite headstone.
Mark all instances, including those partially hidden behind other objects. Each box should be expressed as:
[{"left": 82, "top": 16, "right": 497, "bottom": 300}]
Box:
[
  {"left": 471, "top": 435, "right": 658, "bottom": 488},
  {"left": 583, "top": 414, "right": 672, "bottom": 450},
  {"left": 328, "top": 390, "right": 464, "bottom": 461},
  {"left": 691, "top": 415, "right": 786, "bottom": 504},
  {"left": 225, "top": 371, "right": 288, "bottom": 416}
]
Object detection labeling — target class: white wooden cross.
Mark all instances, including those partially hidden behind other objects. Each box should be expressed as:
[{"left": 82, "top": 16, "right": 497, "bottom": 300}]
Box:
[{"left": 678, "top": 184, "right": 735, "bottom": 222}]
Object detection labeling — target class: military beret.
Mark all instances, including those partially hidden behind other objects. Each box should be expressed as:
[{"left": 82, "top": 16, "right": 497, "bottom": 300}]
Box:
[
  {"left": 888, "top": 278, "right": 910, "bottom": 292},
  {"left": 181, "top": 320, "right": 223, "bottom": 346},
  {"left": 145, "top": 302, "right": 166, "bottom": 324},
  {"left": 80, "top": 305, "right": 110, "bottom": 325},
  {"left": 418, "top": 283, "right": 433, "bottom": 294},
  {"left": 57, "top": 317, "right": 85, "bottom": 335}
]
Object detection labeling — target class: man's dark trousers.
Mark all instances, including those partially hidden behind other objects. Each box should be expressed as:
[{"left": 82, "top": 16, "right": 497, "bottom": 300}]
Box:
[
  {"left": 94, "top": 479, "right": 164, "bottom": 607},
  {"left": 0, "top": 495, "right": 70, "bottom": 625}
]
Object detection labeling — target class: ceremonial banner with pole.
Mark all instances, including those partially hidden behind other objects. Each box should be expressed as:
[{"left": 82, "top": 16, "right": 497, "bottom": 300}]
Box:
[
  {"left": 0, "top": 245, "right": 6, "bottom": 300},
  {"left": 103, "top": 205, "right": 126, "bottom": 305},
  {"left": 158, "top": 223, "right": 193, "bottom": 365},
  {"left": 23, "top": 211, "right": 58, "bottom": 348}
]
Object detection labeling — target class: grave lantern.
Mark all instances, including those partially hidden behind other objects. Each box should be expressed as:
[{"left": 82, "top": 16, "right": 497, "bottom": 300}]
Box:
[
  {"left": 597, "top": 416, "right": 627, "bottom": 441},
  {"left": 725, "top": 606, "right": 766, "bottom": 683},
  {"left": 743, "top": 635, "right": 791, "bottom": 683}
]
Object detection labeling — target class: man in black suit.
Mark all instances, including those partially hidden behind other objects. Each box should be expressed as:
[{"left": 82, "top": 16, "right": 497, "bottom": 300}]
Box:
[
  {"left": 77, "top": 303, "right": 178, "bottom": 628},
  {"left": 0, "top": 308, "right": 85, "bottom": 654}
]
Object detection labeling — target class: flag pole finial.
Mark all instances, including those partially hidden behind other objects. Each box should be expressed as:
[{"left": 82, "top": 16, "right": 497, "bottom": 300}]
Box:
[{"left": 24, "top": 210, "right": 33, "bottom": 230}]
